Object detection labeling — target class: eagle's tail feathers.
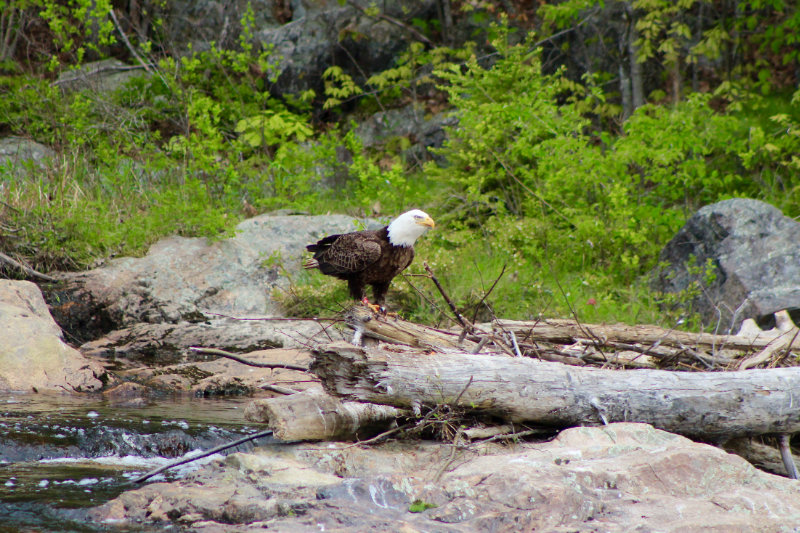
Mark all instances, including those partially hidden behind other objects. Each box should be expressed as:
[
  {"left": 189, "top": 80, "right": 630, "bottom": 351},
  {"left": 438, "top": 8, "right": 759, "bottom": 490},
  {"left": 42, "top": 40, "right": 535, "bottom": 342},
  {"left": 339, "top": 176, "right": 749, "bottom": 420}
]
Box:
[{"left": 303, "top": 258, "right": 319, "bottom": 270}]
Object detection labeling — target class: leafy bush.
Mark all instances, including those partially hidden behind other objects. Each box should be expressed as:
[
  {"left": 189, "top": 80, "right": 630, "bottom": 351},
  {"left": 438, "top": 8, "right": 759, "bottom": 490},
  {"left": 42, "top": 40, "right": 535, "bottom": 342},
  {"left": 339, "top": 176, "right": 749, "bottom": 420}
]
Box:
[{"left": 419, "top": 25, "right": 800, "bottom": 326}]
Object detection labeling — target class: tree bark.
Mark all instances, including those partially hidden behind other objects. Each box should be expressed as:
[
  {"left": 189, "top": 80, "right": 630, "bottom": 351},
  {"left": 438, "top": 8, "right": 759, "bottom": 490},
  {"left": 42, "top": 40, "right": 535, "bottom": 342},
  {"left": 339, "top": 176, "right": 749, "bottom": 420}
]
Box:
[
  {"left": 347, "top": 306, "right": 477, "bottom": 351},
  {"left": 244, "top": 386, "right": 404, "bottom": 441},
  {"left": 628, "top": 6, "right": 645, "bottom": 110},
  {"left": 492, "top": 318, "right": 792, "bottom": 352},
  {"left": 311, "top": 341, "right": 800, "bottom": 440}
]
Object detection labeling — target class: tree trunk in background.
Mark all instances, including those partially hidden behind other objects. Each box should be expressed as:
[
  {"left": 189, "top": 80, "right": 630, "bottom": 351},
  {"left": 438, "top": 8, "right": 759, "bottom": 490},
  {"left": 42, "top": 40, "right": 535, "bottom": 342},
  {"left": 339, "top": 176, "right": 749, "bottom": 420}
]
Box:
[{"left": 626, "top": 3, "right": 645, "bottom": 112}]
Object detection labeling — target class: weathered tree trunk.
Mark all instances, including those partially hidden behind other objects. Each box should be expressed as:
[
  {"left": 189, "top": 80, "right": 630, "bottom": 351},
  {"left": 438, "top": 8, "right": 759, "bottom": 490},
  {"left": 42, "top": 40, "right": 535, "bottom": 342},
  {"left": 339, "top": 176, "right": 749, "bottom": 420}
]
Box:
[
  {"left": 244, "top": 386, "right": 404, "bottom": 441},
  {"left": 312, "top": 341, "right": 800, "bottom": 440}
]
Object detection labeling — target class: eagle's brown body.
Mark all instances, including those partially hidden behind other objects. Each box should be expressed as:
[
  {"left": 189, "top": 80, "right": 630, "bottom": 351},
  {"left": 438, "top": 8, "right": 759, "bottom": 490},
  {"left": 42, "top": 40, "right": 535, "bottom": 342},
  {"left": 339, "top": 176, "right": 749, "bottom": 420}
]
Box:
[{"left": 304, "top": 226, "right": 414, "bottom": 305}]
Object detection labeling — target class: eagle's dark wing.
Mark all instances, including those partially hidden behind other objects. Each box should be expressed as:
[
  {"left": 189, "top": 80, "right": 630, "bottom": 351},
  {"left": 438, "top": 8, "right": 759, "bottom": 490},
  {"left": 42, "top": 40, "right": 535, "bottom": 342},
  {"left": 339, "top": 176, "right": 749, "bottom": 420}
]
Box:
[{"left": 315, "top": 232, "right": 382, "bottom": 274}]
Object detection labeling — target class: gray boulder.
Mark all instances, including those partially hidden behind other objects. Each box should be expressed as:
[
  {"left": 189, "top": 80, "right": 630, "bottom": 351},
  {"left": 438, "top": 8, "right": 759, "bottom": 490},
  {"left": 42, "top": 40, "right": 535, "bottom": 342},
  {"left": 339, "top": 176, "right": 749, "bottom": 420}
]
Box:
[
  {"left": 55, "top": 58, "right": 147, "bottom": 93},
  {"left": 154, "top": 0, "right": 283, "bottom": 52},
  {"left": 355, "top": 103, "right": 457, "bottom": 164},
  {"left": 52, "top": 213, "right": 380, "bottom": 337},
  {"left": 654, "top": 198, "right": 800, "bottom": 332},
  {"left": 0, "top": 280, "right": 104, "bottom": 392},
  {"left": 0, "top": 136, "right": 55, "bottom": 171},
  {"left": 255, "top": 1, "right": 436, "bottom": 97}
]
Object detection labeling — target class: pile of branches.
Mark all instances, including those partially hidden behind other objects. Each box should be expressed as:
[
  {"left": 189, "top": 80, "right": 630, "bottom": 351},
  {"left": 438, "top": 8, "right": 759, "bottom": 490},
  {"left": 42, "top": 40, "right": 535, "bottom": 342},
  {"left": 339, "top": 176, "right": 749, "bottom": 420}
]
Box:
[{"left": 350, "top": 262, "right": 800, "bottom": 373}]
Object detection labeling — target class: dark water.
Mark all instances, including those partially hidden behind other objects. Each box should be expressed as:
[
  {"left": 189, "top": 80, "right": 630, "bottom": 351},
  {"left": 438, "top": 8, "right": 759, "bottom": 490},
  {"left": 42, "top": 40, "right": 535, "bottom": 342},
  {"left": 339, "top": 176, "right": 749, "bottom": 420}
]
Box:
[{"left": 0, "top": 393, "right": 272, "bottom": 532}]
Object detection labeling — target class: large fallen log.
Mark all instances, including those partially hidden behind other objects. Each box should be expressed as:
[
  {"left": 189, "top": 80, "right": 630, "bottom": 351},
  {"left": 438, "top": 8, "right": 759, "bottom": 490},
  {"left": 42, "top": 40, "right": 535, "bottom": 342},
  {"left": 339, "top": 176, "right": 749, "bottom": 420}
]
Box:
[{"left": 311, "top": 341, "right": 800, "bottom": 440}]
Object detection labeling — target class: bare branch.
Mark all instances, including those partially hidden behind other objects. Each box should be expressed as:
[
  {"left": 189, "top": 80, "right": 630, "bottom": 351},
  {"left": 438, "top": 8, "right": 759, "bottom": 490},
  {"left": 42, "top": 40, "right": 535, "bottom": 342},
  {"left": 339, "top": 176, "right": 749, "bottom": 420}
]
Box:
[
  {"left": 132, "top": 429, "right": 273, "bottom": 483},
  {"left": 424, "top": 261, "right": 472, "bottom": 332},
  {"left": 0, "top": 251, "right": 57, "bottom": 282},
  {"left": 109, "top": 8, "right": 151, "bottom": 73},
  {"left": 189, "top": 346, "right": 309, "bottom": 371}
]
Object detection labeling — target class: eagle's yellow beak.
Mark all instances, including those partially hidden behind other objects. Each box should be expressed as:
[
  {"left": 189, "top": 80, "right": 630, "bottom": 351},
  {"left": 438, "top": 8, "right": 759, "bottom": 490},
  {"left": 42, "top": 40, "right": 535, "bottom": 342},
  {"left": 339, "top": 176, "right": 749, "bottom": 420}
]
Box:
[{"left": 417, "top": 215, "right": 435, "bottom": 229}]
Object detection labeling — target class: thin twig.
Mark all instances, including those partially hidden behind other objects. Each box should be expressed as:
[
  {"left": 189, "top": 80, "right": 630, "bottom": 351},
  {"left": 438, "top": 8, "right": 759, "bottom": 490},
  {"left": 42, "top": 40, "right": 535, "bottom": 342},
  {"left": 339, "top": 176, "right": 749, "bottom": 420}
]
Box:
[
  {"left": 453, "top": 376, "right": 474, "bottom": 405},
  {"left": 132, "top": 429, "right": 274, "bottom": 483},
  {"left": 508, "top": 331, "right": 523, "bottom": 357},
  {"left": 189, "top": 347, "right": 309, "bottom": 371},
  {"left": 470, "top": 336, "right": 490, "bottom": 354},
  {"left": 109, "top": 8, "right": 152, "bottom": 73},
  {"left": 260, "top": 384, "right": 299, "bottom": 395},
  {"left": 342, "top": 423, "right": 414, "bottom": 448},
  {"left": 549, "top": 271, "right": 607, "bottom": 349},
  {"left": 205, "top": 312, "right": 339, "bottom": 322},
  {"left": 489, "top": 334, "right": 517, "bottom": 357},
  {"left": 774, "top": 328, "right": 800, "bottom": 367},
  {"left": 477, "top": 428, "right": 546, "bottom": 444},
  {"left": 433, "top": 430, "right": 464, "bottom": 483},
  {"left": 424, "top": 262, "right": 472, "bottom": 331},
  {"left": 470, "top": 263, "right": 507, "bottom": 324},
  {"left": 401, "top": 273, "right": 460, "bottom": 327}
]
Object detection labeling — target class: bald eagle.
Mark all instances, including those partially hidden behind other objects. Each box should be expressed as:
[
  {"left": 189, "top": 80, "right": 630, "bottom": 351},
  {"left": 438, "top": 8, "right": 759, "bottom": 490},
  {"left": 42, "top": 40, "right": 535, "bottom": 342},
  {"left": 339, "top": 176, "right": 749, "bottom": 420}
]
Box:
[{"left": 303, "top": 209, "right": 435, "bottom": 307}]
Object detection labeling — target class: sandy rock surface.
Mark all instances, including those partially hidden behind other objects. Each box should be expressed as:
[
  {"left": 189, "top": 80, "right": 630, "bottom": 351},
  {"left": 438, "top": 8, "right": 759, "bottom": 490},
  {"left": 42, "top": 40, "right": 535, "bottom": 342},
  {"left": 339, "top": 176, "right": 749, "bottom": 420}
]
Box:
[
  {"left": 89, "top": 423, "right": 800, "bottom": 532},
  {"left": 0, "top": 280, "right": 104, "bottom": 392}
]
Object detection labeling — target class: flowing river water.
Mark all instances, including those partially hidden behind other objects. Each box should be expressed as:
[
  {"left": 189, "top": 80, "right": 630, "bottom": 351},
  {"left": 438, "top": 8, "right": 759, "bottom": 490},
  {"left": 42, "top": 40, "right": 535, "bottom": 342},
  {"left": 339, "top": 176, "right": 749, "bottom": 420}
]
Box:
[{"left": 0, "top": 392, "right": 270, "bottom": 532}]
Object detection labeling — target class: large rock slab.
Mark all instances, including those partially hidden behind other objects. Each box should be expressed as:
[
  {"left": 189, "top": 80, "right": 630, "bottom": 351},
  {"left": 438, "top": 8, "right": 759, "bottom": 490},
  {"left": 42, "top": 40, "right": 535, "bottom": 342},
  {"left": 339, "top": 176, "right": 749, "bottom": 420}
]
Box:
[
  {"left": 654, "top": 198, "right": 800, "bottom": 332},
  {"left": 88, "top": 423, "right": 800, "bottom": 531},
  {"left": 78, "top": 318, "right": 347, "bottom": 365},
  {"left": 112, "top": 348, "right": 314, "bottom": 396},
  {"left": 52, "top": 213, "right": 379, "bottom": 339},
  {"left": 0, "top": 280, "right": 104, "bottom": 392}
]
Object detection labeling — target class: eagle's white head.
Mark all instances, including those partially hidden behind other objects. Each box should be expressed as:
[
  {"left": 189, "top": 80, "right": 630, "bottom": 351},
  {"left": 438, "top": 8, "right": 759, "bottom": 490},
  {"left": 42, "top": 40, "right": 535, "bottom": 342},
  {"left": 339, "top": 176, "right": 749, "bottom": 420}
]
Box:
[{"left": 387, "top": 209, "right": 435, "bottom": 247}]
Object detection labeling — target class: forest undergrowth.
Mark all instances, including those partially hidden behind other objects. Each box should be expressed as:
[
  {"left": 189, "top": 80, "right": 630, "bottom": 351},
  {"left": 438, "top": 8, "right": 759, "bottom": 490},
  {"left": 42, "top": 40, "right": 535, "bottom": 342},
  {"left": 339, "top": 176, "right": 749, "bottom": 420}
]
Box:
[{"left": 1, "top": 1, "right": 799, "bottom": 330}]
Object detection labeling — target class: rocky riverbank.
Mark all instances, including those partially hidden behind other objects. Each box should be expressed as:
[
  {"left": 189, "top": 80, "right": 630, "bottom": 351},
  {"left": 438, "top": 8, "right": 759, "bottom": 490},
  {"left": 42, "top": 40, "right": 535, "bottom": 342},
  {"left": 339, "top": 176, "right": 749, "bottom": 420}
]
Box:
[{"left": 2, "top": 204, "right": 800, "bottom": 530}]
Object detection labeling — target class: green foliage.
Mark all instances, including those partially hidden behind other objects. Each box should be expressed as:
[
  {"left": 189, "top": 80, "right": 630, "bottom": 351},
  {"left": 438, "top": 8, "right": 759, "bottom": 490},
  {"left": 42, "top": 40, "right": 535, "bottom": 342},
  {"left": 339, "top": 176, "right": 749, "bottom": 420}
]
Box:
[
  {"left": 38, "top": 0, "right": 116, "bottom": 67},
  {"left": 4, "top": 2, "right": 800, "bottom": 331},
  {"left": 2, "top": 159, "right": 231, "bottom": 269},
  {"left": 539, "top": 0, "right": 800, "bottom": 99},
  {"left": 415, "top": 23, "right": 799, "bottom": 328},
  {"left": 236, "top": 109, "right": 313, "bottom": 148},
  {"left": 323, "top": 66, "right": 363, "bottom": 110},
  {"left": 408, "top": 500, "right": 438, "bottom": 513},
  {"left": 654, "top": 254, "right": 717, "bottom": 331}
]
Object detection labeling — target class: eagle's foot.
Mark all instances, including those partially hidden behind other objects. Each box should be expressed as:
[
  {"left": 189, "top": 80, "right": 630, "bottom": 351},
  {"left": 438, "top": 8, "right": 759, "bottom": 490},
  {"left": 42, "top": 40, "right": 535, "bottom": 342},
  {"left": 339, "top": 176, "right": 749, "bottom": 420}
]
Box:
[{"left": 361, "top": 297, "right": 386, "bottom": 315}]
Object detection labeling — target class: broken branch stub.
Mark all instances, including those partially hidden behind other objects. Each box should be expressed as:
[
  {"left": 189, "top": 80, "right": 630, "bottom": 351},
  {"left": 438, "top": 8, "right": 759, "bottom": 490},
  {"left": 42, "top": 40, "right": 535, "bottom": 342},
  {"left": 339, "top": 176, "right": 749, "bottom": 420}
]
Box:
[{"left": 244, "top": 386, "right": 404, "bottom": 442}]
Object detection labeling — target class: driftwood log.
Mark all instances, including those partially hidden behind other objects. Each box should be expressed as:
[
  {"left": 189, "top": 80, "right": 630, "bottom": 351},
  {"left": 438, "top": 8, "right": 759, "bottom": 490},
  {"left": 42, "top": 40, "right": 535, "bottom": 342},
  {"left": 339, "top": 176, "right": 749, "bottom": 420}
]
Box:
[
  {"left": 244, "top": 386, "right": 404, "bottom": 441},
  {"left": 494, "top": 314, "right": 800, "bottom": 370},
  {"left": 348, "top": 307, "right": 800, "bottom": 370},
  {"left": 311, "top": 340, "right": 800, "bottom": 440}
]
